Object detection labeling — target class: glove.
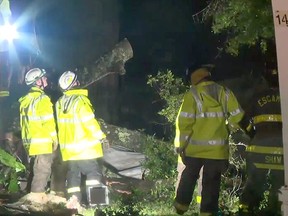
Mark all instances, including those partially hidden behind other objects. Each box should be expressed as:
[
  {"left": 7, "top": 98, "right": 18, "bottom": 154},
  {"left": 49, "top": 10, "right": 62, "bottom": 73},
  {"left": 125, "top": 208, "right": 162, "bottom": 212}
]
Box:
[
  {"left": 174, "top": 147, "right": 183, "bottom": 155},
  {"left": 52, "top": 140, "right": 59, "bottom": 151},
  {"left": 175, "top": 147, "right": 187, "bottom": 164},
  {"left": 175, "top": 147, "right": 185, "bottom": 157},
  {"left": 101, "top": 138, "right": 110, "bottom": 151}
]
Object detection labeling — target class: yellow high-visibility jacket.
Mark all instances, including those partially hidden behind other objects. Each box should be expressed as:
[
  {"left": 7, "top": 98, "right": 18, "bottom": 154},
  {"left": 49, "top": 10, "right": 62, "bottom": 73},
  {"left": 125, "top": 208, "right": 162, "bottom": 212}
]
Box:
[
  {"left": 55, "top": 89, "right": 106, "bottom": 161},
  {"left": 19, "top": 87, "right": 57, "bottom": 155},
  {"left": 174, "top": 81, "right": 244, "bottom": 160}
]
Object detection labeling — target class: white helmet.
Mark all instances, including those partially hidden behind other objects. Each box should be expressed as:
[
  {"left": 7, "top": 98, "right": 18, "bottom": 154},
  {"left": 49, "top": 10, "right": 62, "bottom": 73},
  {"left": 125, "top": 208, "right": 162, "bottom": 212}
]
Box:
[
  {"left": 58, "top": 71, "right": 78, "bottom": 91},
  {"left": 25, "top": 68, "right": 46, "bottom": 85}
]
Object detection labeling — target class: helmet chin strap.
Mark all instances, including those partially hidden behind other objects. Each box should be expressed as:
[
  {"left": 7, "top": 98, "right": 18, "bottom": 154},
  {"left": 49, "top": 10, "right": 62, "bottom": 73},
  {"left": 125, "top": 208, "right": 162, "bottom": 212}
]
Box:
[{"left": 35, "top": 77, "right": 45, "bottom": 89}]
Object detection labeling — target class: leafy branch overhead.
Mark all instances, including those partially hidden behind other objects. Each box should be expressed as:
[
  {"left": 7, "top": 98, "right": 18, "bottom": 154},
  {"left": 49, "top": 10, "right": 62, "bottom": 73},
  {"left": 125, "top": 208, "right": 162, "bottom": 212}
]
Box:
[
  {"left": 196, "top": 0, "right": 275, "bottom": 55},
  {"left": 147, "top": 70, "right": 187, "bottom": 124}
]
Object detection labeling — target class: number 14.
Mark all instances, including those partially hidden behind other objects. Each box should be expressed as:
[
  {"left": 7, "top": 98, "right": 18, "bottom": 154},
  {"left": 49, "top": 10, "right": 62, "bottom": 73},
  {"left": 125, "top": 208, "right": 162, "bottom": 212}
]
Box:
[{"left": 275, "top": 11, "right": 288, "bottom": 27}]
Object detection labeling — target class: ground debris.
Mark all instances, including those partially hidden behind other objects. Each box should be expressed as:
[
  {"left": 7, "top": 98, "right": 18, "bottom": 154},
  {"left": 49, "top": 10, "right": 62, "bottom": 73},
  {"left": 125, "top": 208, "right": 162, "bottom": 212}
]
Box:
[{"left": 0, "top": 193, "right": 77, "bottom": 216}]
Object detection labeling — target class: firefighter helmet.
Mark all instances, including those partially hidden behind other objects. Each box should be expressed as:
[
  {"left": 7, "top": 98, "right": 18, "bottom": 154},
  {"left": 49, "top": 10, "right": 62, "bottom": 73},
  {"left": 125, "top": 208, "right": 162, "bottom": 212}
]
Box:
[
  {"left": 186, "top": 63, "right": 214, "bottom": 85},
  {"left": 58, "top": 71, "right": 78, "bottom": 91},
  {"left": 25, "top": 68, "right": 46, "bottom": 85}
]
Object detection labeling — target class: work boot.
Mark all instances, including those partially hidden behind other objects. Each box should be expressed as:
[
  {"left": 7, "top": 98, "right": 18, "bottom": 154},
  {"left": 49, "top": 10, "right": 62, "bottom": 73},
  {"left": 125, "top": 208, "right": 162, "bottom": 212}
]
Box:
[
  {"left": 175, "top": 209, "right": 185, "bottom": 215},
  {"left": 173, "top": 200, "right": 187, "bottom": 215}
]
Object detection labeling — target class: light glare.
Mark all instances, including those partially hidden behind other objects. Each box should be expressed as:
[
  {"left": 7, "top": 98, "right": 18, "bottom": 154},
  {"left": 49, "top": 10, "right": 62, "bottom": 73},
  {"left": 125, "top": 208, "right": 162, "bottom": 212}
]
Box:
[{"left": 0, "top": 23, "right": 19, "bottom": 41}]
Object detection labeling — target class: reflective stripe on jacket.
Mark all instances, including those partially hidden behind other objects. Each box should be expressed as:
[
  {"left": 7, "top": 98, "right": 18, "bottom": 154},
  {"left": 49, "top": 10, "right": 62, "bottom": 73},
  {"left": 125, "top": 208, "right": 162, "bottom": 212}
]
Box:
[
  {"left": 174, "top": 81, "right": 244, "bottom": 160},
  {"left": 246, "top": 114, "right": 282, "bottom": 132},
  {"left": 56, "top": 89, "right": 106, "bottom": 161},
  {"left": 19, "top": 87, "right": 57, "bottom": 155},
  {"left": 246, "top": 136, "right": 284, "bottom": 170}
]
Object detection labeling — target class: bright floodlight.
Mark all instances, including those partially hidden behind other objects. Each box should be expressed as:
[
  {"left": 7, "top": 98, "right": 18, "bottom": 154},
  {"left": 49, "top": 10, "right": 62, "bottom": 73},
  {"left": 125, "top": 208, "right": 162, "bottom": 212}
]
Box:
[{"left": 0, "top": 23, "right": 19, "bottom": 41}]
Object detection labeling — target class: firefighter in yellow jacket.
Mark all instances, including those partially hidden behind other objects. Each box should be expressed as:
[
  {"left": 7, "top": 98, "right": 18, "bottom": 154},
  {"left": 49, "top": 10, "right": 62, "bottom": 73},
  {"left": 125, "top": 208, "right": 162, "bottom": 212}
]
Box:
[
  {"left": 19, "top": 68, "right": 59, "bottom": 199},
  {"left": 56, "top": 71, "right": 106, "bottom": 206},
  {"left": 173, "top": 64, "right": 244, "bottom": 215},
  {"left": 239, "top": 57, "right": 283, "bottom": 215}
]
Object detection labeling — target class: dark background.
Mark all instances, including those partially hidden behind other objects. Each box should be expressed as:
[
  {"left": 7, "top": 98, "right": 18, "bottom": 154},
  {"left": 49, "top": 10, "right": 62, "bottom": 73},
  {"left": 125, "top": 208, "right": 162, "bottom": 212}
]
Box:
[{"left": 7, "top": 0, "right": 263, "bottom": 138}]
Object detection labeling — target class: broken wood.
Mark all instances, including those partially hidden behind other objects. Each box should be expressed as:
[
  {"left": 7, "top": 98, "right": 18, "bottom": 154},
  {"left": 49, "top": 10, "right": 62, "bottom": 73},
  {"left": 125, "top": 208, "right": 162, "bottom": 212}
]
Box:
[{"left": 77, "top": 38, "right": 133, "bottom": 88}]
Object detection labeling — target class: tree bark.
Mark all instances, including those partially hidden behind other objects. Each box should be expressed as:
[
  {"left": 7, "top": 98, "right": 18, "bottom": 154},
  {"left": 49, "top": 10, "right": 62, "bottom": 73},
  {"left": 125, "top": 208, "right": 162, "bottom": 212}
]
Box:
[{"left": 78, "top": 38, "right": 133, "bottom": 87}]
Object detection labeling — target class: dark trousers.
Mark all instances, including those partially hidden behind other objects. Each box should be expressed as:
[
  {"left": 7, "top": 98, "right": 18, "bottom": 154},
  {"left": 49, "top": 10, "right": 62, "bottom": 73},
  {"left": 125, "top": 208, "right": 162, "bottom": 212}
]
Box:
[
  {"left": 66, "top": 159, "right": 102, "bottom": 202},
  {"left": 240, "top": 132, "right": 284, "bottom": 215},
  {"left": 240, "top": 166, "right": 284, "bottom": 215},
  {"left": 50, "top": 150, "right": 67, "bottom": 194},
  {"left": 30, "top": 154, "right": 53, "bottom": 192},
  {"left": 29, "top": 150, "right": 67, "bottom": 193},
  {"left": 175, "top": 157, "right": 227, "bottom": 214}
]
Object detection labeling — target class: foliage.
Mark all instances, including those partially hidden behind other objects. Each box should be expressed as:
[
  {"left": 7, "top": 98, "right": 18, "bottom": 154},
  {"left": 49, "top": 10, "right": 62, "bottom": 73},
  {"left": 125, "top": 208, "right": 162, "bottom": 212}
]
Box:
[
  {"left": 147, "top": 70, "right": 187, "bottom": 124},
  {"left": 107, "top": 184, "right": 146, "bottom": 215},
  {"left": 211, "top": 0, "right": 274, "bottom": 55},
  {"left": 100, "top": 192, "right": 140, "bottom": 216},
  {"left": 134, "top": 179, "right": 200, "bottom": 216},
  {"left": 219, "top": 139, "right": 247, "bottom": 214},
  {"left": 142, "top": 135, "right": 177, "bottom": 180},
  {"left": 0, "top": 149, "right": 26, "bottom": 172},
  {"left": 0, "top": 148, "right": 26, "bottom": 192}
]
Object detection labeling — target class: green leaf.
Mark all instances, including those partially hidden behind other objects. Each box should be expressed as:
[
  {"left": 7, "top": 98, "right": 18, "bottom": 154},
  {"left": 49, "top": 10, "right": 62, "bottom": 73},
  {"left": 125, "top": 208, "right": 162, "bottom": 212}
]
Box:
[
  {"left": 0, "top": 149, "right": 26, "bottom": 172},
  {"left": 211, "top": 0, "right": 274, "bottom": 55},
  {"left": 8, "top": 171, "right": 19, "bottom": 193}
]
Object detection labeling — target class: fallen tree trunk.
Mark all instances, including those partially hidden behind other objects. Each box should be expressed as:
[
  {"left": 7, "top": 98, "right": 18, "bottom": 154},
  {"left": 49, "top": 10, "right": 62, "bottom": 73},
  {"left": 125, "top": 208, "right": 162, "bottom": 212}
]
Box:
[
  {"left": 100, "top": 120, "right": 147, "bottom": 153},
  {"left": 77, "top": 38, "right": 133, "bottom": 87}
]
